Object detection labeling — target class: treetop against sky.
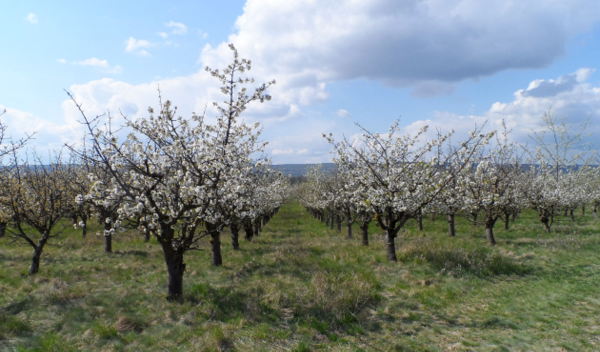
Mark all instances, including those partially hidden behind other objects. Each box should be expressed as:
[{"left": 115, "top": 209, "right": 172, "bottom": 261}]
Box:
[{"left": 2, "top": 0, "right": 600, "bottom": 163}]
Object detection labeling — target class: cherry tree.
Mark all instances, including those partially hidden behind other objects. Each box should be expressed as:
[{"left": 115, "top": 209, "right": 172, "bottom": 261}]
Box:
[
  {"left": 70, "top": 44, "right": 274, "bottom": 300},
  {"left": 76, "top": 166, "right": 126, "bottom": 252},
  {"left": 0, "top": 156, "right": 72, "bottom": 274},
  {"left": 461, "top": 129, "right": 523, "bottom": 245},
  {"left": 326, "top": 122, "right": 490, "bottom": 261}
]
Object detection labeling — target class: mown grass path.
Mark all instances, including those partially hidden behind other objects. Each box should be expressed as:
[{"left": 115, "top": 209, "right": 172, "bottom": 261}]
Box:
[{"left": 1, "top": 201, "right": 600, "bottom": 351}]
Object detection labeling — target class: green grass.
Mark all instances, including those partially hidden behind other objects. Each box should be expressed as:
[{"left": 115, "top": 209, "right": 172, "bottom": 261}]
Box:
[{"left": 1, "top": 203, "right": 600, "bottom": 351}]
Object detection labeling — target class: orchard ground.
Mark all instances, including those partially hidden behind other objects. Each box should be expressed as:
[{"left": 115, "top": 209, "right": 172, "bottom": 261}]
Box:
[{"left": 1, "top": 201, "right": 599, "bottom": 351}]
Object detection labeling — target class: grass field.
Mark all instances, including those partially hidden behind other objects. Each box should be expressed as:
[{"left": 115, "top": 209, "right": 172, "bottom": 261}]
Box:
[{"left": 1, "top": 201, "right": 600, "bottom": 351}]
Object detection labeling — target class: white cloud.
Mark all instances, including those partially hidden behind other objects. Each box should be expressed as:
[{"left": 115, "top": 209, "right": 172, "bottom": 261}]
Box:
[
  {"left": 0, "top": 105, "right": 83, "bottom": 153},
  {"left": 336, "top": 109, "right": 349, "bottom": 118},
  {"left": 125, "top": 37, "right": 154, "bottom": 56},
  {"left": 201, "top": 0, "right": 600, "bottom": 98},
  {"left": 57, "top": 57, "right": 123, "bottom": 74},
  {"left": 165, "top": 21, "right": 187, "bottom": 35},
  {"left": 25, "top": 13, "right": 38, "bottom": 24},
  {"left": 401, "top": 69, "right": 600, "bottom": 152},
  {"left": 41, "top": 1, "right": 600, "bottom": 163}
]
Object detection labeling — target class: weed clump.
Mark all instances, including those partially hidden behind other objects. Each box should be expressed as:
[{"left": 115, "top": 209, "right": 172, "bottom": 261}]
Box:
[
  {"left": 0, "top": 314, "right": 31, "bottom": 339},
  {"left": 399, "top": 239, "right": 531, "bottom": 277}
]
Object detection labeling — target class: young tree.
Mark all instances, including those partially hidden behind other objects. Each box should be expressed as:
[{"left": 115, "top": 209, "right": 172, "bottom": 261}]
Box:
[
  {"left": 70, "top": 44, "right": 273, "bottom": 300},
  {"left": 326, "top": 122, "right": 490, "bottom": 261},
  {"left": 0, "top": 156, "right": 72, "bottom": 274},
  {"left": 461, "top": 128, "right": 523, "bottom": 245}
]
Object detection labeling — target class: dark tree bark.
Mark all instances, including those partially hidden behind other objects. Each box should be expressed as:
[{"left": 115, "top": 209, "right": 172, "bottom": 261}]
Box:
[
  {"left": 207, "top": 223, "right": 222, "bottom": 266},
  {"left": 253, "top": 219, "right": 260, "bottom": 237},
  {"left": 503, "top": 211, "right": 510, "bottom": 230},
  {"left": 360, "top": 221, "right": 369, "bottom": 246},
  {"left": 29, "top": 247, "right": 43, "bottom": 275},
  {"left": 485, "top": 218, "right": 497, "bottom": 245},
  {"left": 0, "top": 222, "right": 6, "bottom": 238},
  {"left": 28, "top": 235, "right": 49, "bottom": 275},
  {"left": 471, "top": 212, "right": 478, "bottom": 227},
  {"left": 81, "top": 220, "right": 87, "bottom": 239},
  {"left": 540, "top": 215, "right": 551, "bottom": 232},
  {"left": 103, "top": 221, "right": 112, "bottom": 253},
  {"left": 230, "top": 222, "right": 240, "bottom": 250},
  {"left": 161, "top": 241, "right": 185, "bottom": 301},
  {"left": 243, "top": 219, "right": 254, "bottom": 241},
  {"left": 336, "top": 215, "right": 342, "bottom": 232},
  {"left": 386, "top": 229, "right": 397, "bottom": 262},
  {"left": 417, "top": 211, "right": 424, "bottom": 231},
  {"left": 447, "top": 213, "right": 456, "bottom": 237},
  {"left": 346, "top": 223, "right": 353, "bottom": 239}
]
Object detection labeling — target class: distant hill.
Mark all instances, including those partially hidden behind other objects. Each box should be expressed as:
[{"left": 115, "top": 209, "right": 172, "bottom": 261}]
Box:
[
  {"left": 271, "top": 163, "right": 336, "bottom": 177},
  {"left": 270, "top": 163, "right": 598, "bottom": 178}
]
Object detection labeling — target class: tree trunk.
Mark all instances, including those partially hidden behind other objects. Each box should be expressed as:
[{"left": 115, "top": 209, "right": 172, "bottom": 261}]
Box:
[
  {"left": 243, "top": 219, "right": 254, "bottom": 241},
  {"left": 144, "top": 228, "right": 151, "bottom": 242},
  {"left": 471, "top": 212, "right": 478, "bottom": 226},
  {"left": 346, "top": 223, "right": 353, "bottom": 239},
  {"left": 207, "top": 223, "right": 222, "bottom": 266},
  {"left": 360, "top": 221, "right": 369, "bottom": 246},
  {"left": 485, "top": 218, "right": 497, "bottom": 245},
  {"left": 81, "top": 220, "right": 87, "bottom": 239},
  {"left": 230, "top": 222, "right": 240, "bottom": 250},
  {"left": 540, "top": 215, "right": 551, "bottom": 232},
  {"left": 29, "top": 246, "right": 43, "bottom": 275},
  {"left": 417, "top": 212, "right": 424, "bottom": 231},
  {"left": 336, "top": 215, "right": 342, "bottom": 232},
  {"left": 386, "top": 229, "right": 398, "bottom": 262},
  {"left": 253, "top": 219, "right": 260, "bottom": 237},
  {"left": 162, "top": 247, "right": 185, "bottom": 301},
  {"left": 29, "top": 233, "right": 50, "bottom": 275},
  {"left": 104, "top": 221, "right": 112, "bottom": 253},
  {"left": 569, "top": 209, "right": 575, "bottom": 221},
  {"left": 0, "top": 222, "right": 6, "bottom": 238},
  {"left": 447, "top": 213, "right": 456, "bottom": 237},
  {"left": 504, "top": 211, "right": 510, "bottom": 230}
]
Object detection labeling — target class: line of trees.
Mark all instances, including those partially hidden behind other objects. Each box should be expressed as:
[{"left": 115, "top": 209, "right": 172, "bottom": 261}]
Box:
[
  {"left": 0, "top": 45, "right": 289, "bottom": 301},
  {"left": 299, "top": 120, "right": 600, "bottom": 261}
]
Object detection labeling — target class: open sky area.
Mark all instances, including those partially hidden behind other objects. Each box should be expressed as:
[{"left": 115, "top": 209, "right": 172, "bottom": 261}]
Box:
[{"left": 2, "top": 0, "right": 600, "bottom": 163}]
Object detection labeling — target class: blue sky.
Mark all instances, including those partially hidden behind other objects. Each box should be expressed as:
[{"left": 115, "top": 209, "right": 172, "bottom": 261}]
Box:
[{"left": 2, "top": 1, "right": 600, "bottom": 163}]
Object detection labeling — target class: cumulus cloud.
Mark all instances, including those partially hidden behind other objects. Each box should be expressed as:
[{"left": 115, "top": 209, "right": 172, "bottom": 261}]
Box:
[
  {"left": 25, "top": 13, "right": 38, "bottom": 24},
  {"left": 201, "top": 0, "right": 600, "bottom": 98},
  {"left": 0, "top": 105, "right": 83, "bottom": 152},
  {"left": 45, "top": 1, "right": 600, "bottom": 163},
  {"left": 401, "top": 69, "right": 600, "bottom": 153},
  {"left": 520, "top": 68, "right": 594, "bottom": 98},
  {"left": 125, "top": 37, "right": 154, "bottom": 56}
]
